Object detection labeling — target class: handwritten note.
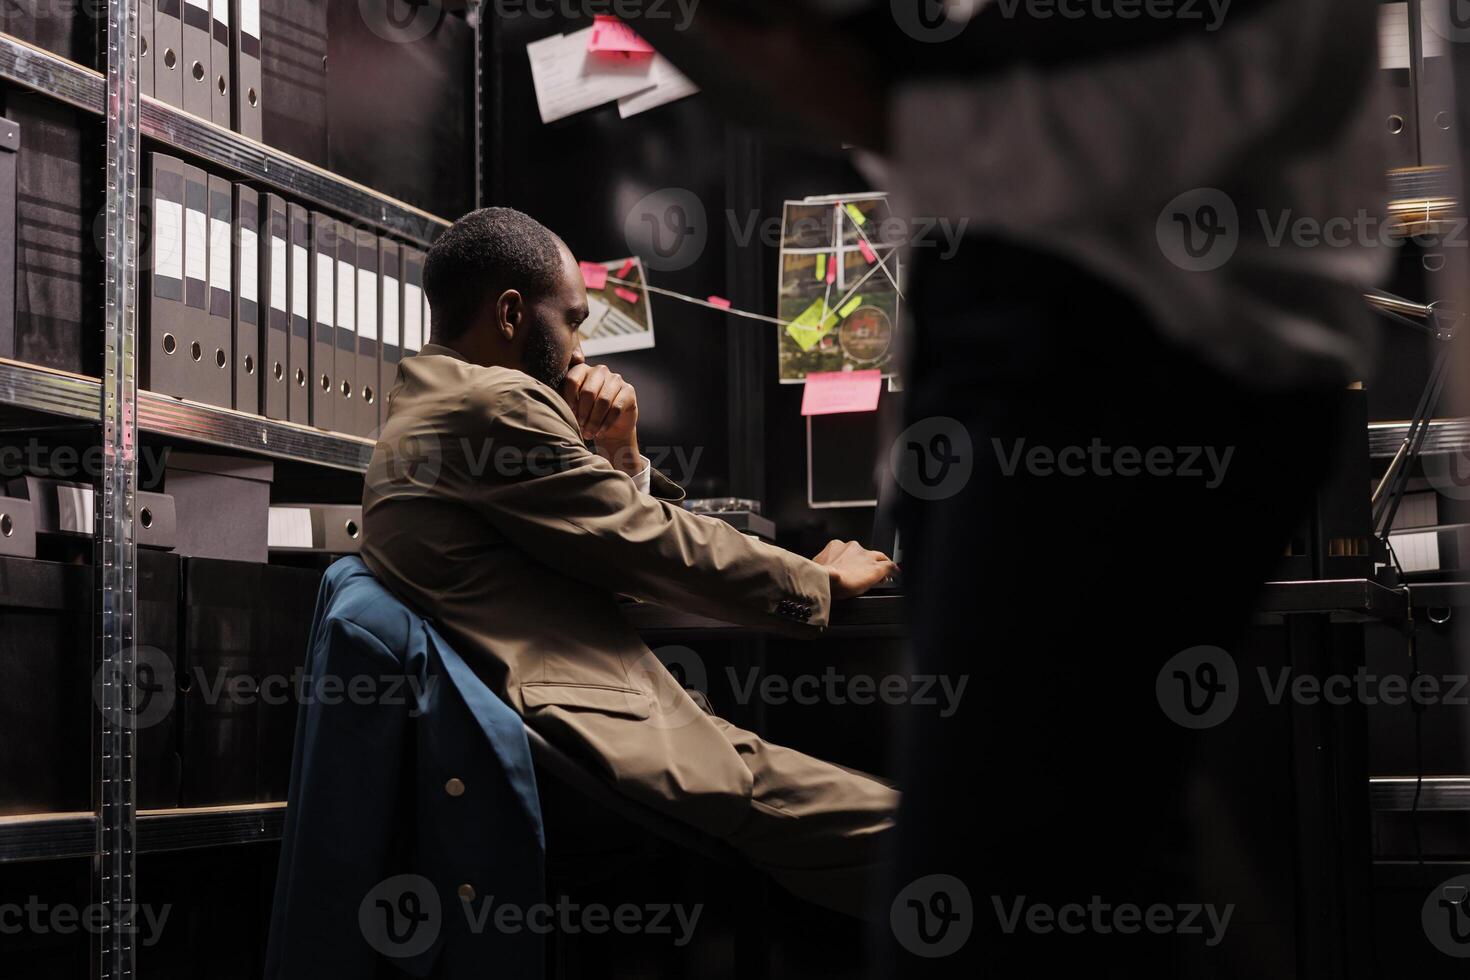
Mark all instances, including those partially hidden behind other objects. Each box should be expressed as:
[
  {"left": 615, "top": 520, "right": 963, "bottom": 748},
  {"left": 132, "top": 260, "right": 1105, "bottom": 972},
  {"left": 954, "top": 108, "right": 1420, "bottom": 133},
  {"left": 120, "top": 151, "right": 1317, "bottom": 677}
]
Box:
[
  {"left": 527, "top": 29, "right": 656, "bottom": 124},
  {"left": 801, "top": 370, "right": 883, "bottom": 416},
  {"left": 614, "top": 286, "right": 641, "bottom": 305}
]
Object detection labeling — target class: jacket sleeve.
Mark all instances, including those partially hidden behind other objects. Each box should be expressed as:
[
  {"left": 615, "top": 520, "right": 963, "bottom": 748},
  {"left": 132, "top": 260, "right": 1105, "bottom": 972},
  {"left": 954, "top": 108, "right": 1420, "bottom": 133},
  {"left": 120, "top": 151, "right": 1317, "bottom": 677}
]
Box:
[{"left": 450, "top": 375, "right": 831, "bottom": 635}]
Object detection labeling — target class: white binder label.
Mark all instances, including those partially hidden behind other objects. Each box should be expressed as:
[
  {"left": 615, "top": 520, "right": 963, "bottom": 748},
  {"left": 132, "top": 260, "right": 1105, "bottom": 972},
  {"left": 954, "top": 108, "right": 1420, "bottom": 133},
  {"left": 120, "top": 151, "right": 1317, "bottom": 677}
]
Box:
[
  {"left": 404, "top": 284, "right": 424, "bottom": 352},
  {"left": 154, "top": 199, "right": 183, "bottom": 282},
  {"left": 186, "top": 0, "right": 208, "bottom": 11},
  {"left": 57, "top": 484, "right": 93, "bottom": 534},
  {"left": 243, "top": 0, "right": 260, "bottom": 40},
  {"left": 267, "top": 507, "right": 314, "bottom": 549},
  {"left": 292, "top": 244, "right": 309, "bottom": 319},
  {"left": 271, "top": 236, "right": 287, "bottom": 313},
  {"left": 316, "top": 254, "right": 334, "bottom": 324},
  {"left": 185, "top": 208, "right": 207, "bottom": 284},
  {"left": 358, "top": 269, "right": 378, "bottom": 341},
  {"left": 209, "top": 217, "right": 231, "bottom": 292},
  {"left": 239, "top": 228, "right": 258, "bottom": 304},
  {"left": 213, "top": 0, "right": 228, "bottom": 27},
  {"left": 383, "top": 275, "right": 400, "bottom": 346},
  {"left": 337, "top": 261, "right": 356, "bottom": 332}
]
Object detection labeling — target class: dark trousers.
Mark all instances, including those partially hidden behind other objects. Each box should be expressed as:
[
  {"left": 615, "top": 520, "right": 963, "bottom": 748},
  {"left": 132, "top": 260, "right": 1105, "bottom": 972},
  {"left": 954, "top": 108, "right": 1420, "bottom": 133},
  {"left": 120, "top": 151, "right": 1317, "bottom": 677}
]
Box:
[{"left": 886, "top": 238, "right": 1345, "bottom": 977}]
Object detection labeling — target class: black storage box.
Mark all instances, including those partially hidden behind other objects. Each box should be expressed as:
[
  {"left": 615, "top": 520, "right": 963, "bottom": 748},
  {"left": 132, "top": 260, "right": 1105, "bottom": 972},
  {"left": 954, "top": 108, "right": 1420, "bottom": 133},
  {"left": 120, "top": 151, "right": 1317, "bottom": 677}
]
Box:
[{"left": 180, "top": 557, "right": 322, "bottom": 806}]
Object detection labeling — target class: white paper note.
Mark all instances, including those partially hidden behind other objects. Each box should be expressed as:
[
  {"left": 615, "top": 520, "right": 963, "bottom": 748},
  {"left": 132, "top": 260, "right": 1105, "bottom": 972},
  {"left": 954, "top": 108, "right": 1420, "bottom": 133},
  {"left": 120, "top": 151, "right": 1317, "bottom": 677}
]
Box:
[
  {"left": 527, "top": 29, "right": 657, "bottom": 124},
  {"left": 618, "top": 54, "right": 699, "bottom": 118}
]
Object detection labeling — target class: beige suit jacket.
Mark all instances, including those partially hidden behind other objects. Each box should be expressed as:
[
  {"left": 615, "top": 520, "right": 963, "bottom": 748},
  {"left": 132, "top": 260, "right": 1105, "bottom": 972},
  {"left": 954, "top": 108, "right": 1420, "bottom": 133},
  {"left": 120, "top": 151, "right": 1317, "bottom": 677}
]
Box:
[{"left": 361, "top": 344, "right": 833, "bottom": 836}]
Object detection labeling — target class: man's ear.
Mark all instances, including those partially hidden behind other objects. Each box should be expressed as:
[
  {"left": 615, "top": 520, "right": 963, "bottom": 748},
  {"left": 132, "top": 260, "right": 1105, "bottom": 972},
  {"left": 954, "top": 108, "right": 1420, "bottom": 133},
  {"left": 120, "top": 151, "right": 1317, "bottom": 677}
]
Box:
[{"left": 495, "top": 289, "right": 524, "bottom": 342}]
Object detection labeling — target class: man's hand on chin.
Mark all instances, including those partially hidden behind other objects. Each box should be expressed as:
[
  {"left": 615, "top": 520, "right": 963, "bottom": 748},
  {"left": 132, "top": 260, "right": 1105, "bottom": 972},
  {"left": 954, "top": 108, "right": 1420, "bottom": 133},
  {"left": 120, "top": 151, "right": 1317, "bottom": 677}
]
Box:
[{"left": 563, "top": 363, "right": 642, "bottom": 478}]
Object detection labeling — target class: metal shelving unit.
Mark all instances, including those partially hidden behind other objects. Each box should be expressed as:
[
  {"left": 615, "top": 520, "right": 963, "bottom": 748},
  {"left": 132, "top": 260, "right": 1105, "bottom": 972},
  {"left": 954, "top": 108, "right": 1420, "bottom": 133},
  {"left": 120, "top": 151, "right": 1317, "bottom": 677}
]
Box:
[
  {"left": 0, "top": 30, "right": 448, "bottom": 245},
  {"left": 0, "top": 5, "right": 482, "bottom": 975},
  {"left": 0, "top": 804, "right": 290, "bottom": 863},
  {"left": 1370, "top": 417, "right": 1470, "bottom": 458},
  {"left": 0, "top": 358, "right": 375, "bottom": 472}
]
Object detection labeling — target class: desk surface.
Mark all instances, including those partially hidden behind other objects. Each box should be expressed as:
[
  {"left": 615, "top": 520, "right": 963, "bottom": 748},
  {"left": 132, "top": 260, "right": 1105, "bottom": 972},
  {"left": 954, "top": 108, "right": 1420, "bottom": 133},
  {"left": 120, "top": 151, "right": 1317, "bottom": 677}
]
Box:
[{"left": 623, "top": 578, "right": 1409, "bottom": 637}]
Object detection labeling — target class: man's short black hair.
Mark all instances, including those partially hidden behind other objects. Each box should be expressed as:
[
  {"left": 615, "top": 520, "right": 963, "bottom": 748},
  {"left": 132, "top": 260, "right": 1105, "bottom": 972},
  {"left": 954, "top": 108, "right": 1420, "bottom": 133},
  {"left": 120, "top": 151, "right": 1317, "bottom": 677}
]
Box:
[{"left": 424, "top": 207, "right": 566, "bottom": 344}]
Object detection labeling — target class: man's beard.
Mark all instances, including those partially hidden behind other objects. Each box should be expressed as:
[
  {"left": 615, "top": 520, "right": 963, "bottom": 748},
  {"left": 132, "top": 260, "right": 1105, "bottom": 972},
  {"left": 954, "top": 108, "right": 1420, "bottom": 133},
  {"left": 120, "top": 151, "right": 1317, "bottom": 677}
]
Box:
[{"left": 523, "top": 320, "right": 567, "bottom": 391}]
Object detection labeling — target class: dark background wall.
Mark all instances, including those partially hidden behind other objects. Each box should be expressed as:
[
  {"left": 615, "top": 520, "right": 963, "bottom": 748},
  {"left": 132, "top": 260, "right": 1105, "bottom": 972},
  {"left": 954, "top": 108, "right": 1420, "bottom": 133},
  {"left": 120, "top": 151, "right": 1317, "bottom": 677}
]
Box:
[{"left": 485, "top": 12, "right": 889, "bottom": 549}]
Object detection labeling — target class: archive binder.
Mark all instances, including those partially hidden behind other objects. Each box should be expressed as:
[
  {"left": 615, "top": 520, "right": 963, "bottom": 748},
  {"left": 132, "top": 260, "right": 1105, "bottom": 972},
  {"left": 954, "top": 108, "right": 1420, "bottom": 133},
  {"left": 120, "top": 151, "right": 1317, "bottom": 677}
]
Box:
[
  {"left": 145, "top": 154, "right": 188, "bottom": 399},
  {"left": 183, "top": 163, "right": 211, "bottom": 400},
  {"left": 203, "top": 174, "right": 234, "bottom": 408},
  {"left": 379, "top": 238, "right": 401, "bottom": 416},
  {"left": 232, "top": 184, "right": 260, "bottom": 414},
  {"left": 142, "top": 1, "right": 155, "bottom": 99},
  {"left": 260, "top": 193, "right": 289, "bottom": 420},
  {"left": 402, "top": 246, "right": 425, "bottom": 362},
  {"left": 155, "top": 1, "right": 184, "bottom": 109},
  {"left": 334, "top": 219, "right": 358, "bottom": 435},
  {"left": 182, "top": 0, "right": 213, "bottom": 120},
  {"left": 210, "top": 0, "right": 231, "bottom": 127},
  {"left": 233, "top": 0, "right": 263, "bottom": 140},
  {"left": 309, "top": 213, "right": 336, "bottom": 432},
  {"left": 356, "top": 226, "right": 380, "bottom": 436},
  {"left": 287, "top": 204, "right": 311, "bottom": 423}
]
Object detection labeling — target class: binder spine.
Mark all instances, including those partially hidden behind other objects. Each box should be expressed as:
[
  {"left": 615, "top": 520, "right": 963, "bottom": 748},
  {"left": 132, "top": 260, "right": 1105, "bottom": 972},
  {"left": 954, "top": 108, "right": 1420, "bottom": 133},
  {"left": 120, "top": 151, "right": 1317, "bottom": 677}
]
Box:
[
  {"left": 287, "top": 203, "right": 311, "bottom": 424},
  {"left": 155, "top": 1, "right": 184, "bottom": 108},
  {"left": 335, "top": 220, "right": 358, "bottom": 435},
  {"left": 182, "top": 0, "right": 213, "bottom": 119},
  {"left": 355, "top": 227, "right": 380, "bottom": 436},
  {"left": 203, "top": 175, "right": 233, "bottom": 408},
  {"left": 232, "top": 184, "right": 260, "bottom": 414},
  {"left": 209, "top": 0, "right": 231, "bottom": 127},
  {"left": 309, "top": 213, "right": 336, "bottom": 432},
  {"left": 183, "top": 164, "right": 210, "bottom": 402},
  {"left": 379, "top": 238, "right": 401, "bottom": 418},
  {"left": 233, "top": 0, "right": 263, "bottom": 140},
  {"left": 260, "top": 194, "right": 289, "bottom": 420}
]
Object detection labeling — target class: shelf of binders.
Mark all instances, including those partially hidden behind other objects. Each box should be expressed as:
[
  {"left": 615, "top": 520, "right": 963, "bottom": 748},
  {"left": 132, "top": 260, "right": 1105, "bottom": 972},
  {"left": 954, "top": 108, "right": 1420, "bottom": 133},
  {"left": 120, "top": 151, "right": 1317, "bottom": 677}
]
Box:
[
  {"left": 0, "top": 30, "right": 448, "bottom": 246},
  {"left": 0, "top": 358, "right": 375, "bottom": 472},
  {"left": 0, "top": 803, "right": 288, "bottom": 863}
]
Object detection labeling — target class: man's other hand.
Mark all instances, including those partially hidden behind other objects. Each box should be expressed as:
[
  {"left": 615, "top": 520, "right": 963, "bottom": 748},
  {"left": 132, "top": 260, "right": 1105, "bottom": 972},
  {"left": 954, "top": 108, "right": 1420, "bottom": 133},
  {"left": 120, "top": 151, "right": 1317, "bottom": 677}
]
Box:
[
  {"left": 813, "top": 540, "right": 898, "bottom": 600},
  {"left": 563, "top": 363, "right": 641, "bottom": 476}
]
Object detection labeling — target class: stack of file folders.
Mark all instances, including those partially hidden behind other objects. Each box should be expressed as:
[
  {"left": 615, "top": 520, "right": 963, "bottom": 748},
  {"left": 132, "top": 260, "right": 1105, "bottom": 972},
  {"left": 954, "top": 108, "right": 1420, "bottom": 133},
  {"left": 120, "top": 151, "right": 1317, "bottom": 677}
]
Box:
[{"left": 143, "top": 151, "right": 428, "bottom": 439}]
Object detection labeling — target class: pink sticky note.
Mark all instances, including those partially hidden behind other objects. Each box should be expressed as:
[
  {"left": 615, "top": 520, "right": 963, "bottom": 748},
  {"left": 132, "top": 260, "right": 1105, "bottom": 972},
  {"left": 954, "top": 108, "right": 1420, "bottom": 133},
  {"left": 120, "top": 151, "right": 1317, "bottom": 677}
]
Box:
[
  {"left": 579, "top": 262, "right": 608, "bottom": 290},
  {"left": 858, "top": 239, "right": 877, "bottom": 264},
  {"left": 614, "top": 286, "right": 641, "bottom": 305},
  {"left": 617, "top": 257, "right": 636, "bottom": 279},
  {"left": 707, "top": 295, "right": 732, "bottom": 309},
  {"left": 825, "top": 253, "right": 837, "bottom": 284},
  {"left": 801, "top": 370, "right": 883, "bottom": 416},
  {"left": 588, "top": 15, "right": 655, "bottom": 56}
]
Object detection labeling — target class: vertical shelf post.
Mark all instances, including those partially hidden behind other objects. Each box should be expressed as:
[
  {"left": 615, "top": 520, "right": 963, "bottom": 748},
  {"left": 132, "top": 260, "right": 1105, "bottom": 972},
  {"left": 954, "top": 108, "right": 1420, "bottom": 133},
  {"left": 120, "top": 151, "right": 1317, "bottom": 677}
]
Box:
[{"left": 95, "top": 1, "right": 140, "bottom": 978}]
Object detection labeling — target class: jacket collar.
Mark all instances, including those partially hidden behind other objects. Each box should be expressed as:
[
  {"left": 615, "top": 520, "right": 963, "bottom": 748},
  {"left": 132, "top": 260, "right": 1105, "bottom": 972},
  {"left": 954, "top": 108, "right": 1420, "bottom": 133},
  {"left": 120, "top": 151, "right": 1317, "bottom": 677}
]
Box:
[{"left": 417, "top": 342, "right": 468, "bottom": 363}]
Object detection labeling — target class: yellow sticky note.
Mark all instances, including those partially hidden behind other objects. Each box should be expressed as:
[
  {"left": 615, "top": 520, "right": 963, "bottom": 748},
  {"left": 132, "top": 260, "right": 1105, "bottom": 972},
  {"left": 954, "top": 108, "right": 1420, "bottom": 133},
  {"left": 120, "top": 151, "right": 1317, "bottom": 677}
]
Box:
[
  {"left": 844, "top": 203, "right": 867, "bottom": 226},
  {"left": 814, "top": 253, "right": 827, "bottom": 281},
  {"left": 838, "top": 294, "right": 864, "bottom": 318},
  {"left": 786, "top": 297, "right": 840, "bottom": 351},
  {"left": 786, "top": 323, "right": 827, "bottom": 352}
]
